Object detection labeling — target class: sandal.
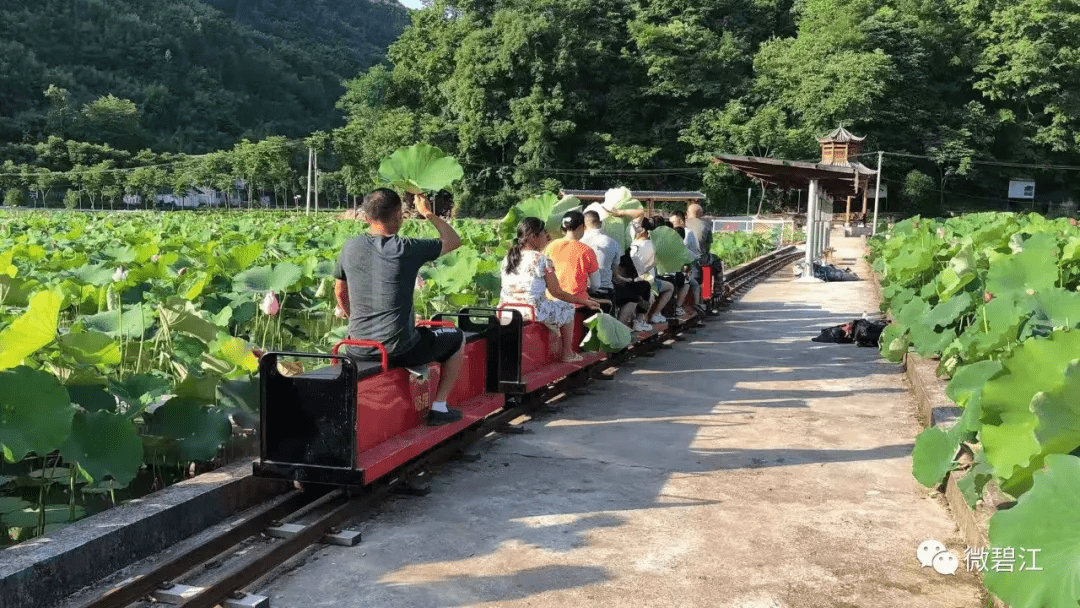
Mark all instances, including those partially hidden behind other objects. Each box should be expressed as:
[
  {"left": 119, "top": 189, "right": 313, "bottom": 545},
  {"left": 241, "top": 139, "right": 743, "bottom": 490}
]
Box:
[{"left": 561, "top": 352, "right": 584, "bottom": 363}]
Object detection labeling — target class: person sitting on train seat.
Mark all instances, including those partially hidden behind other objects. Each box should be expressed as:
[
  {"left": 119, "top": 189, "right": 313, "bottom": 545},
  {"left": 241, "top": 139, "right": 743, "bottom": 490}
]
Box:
[
  {"left": 543, "top": 210, "right": 601, "bottom": 306},
  {"left": 617, "top": 248, "right": 656, "bottom": 332},
  {"left": 500, "top": 217, "right": 601, "bottom": 363},
  {"left": 629, "top": 218, "right": 675, "bottom": 325},
  {"left": 685, "top": 203, "right": 712, "bottom": 255},
  {"left": 333, "top": 188, "right": 466, "bottom": 427},
  {"left": 581, "top": 210, "right": 640, "bottom": 327},
  {"left": 671, "top": 213, "right": 704, "bottom": 314}
]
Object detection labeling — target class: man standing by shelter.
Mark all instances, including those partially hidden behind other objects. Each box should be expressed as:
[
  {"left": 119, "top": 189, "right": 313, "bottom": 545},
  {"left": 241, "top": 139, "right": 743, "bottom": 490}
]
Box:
[
  {"left": 334, "top": 188, "right": 466, "bottom": 426},
  {"left": 685, "top": 203, "right": 711, "bottom": 256}
]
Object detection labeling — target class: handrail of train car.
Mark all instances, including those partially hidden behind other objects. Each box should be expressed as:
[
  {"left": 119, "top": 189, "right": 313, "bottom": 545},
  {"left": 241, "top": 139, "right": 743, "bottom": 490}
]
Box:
[
  {"left": 416, "top": 320, "right": 458, "bottom": 329},
  {"left": 496, "top": 303, "right": 537, "bottom": 323},
  {"left": 331, "top": 339, "right": 390, "bottom": 372}
]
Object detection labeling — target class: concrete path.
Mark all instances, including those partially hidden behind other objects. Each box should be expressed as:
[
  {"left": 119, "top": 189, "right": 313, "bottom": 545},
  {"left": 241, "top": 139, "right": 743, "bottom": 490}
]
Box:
[{"left": 259, "top": 233, "right": 982, "bottom": 608}]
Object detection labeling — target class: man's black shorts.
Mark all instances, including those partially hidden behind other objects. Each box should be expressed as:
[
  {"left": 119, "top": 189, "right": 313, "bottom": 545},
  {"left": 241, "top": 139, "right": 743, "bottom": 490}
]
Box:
[
  {"left": 348, "top": 326, "right": 463, "bottom": 368},
  {"left": 591, "top": 284, "right": 647, "bottom": 307}
]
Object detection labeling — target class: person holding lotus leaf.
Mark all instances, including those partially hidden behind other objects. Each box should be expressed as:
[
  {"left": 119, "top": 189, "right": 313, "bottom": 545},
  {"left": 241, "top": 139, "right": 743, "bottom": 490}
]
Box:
[
  {"left": 499, "top": 217, "right": 601, "bottom": 363},
  {"left": 333, "top": 145, "right": 469, "bottom": 426}
]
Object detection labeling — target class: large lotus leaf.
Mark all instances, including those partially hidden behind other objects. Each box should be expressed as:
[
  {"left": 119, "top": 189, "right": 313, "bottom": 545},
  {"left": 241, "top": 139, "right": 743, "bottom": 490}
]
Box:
[
  {"left": 58, "top": 330, "right": 121, "bottom": 366},
  {"left": 0, "top": 366, "right": 75, "bottom": 462},
  {"left": 423, "top": 248, "right": 479, "bottom": 294},
  {"left": 956, "top": 453, "right": 994, "bottom": 509},
  {"left": 69, "top": 264, "right": 117, "bottom": 287},
  {"left": 910, "top": 324, "right": 956, "bottom": 357},
  {"left": 1062, "top": 237, "right": 1080, "bottom": 263},
  {"left": 878, "top": 323, "right": 909, "bottom": 363},
  {"left": 77, "top": 304, "right": 153, "bottom": 338},
  {"left": 980, "top": 330, "right": 1080, "bottom": 484},
  {"left": 894, "top": 297, "right": 931, "bottom": 329},
  {"left": 180, "top": 272, "right": 211, "bottom": 301},
  {"left": 579, "top": 313, "right": 632, "bottom": 353},
  {"left": 109, "top": 374, "right": 171, "bottom": 419},
  {"left": 224, "top": 243, "right": 265, "bottom": 272},
  {"left": 925, "top": 292, "right": 974, "bottom": 329},
  {"left": 209, "top": 336, "right": 259, "bottom": 373},
  {"left": 159, "top": 297, "right": 219, "bottom": 344},
  {"left": 67, "top": 383, "right": 117, "bottom": 413},
  {"left": 101, "top": 246, "right": 137, "bottom": 264},
  {"left": 652, "top": 226, "right": 695, "bottom": 275},
  {"left": 232, "top": 263, "right": 302, "bottom": 293},
  {"left": 946, "top": 359, "right": 1004, "bottom": 409},
  {"left": 378, "top": 143, "right": 464, "bottom": 194},
  {"left": 1029, "top": 288, "right": 1080, "bottom": 331},
  {"left": 313, "top": 260, "right": 337, "bottom": 278},
  {"left": 144, "top": 397, "right": 231, "bottom": 462},
  {"left": 986, "top": 231, "right": 1058, "bottom": 297},
  {"left": 604, "top": 187, "right": 632, "bottom": 208},
  {"left": 4, "top": 505, "right": 85, "bottom": 528},
  {"left": 0, "top": 290, "right": 61, "bottom": 369},
  {"left": 911, "top": 426, "right": 959, "bottom": 487},
  {"left": 984, "top": 454, "right": 1080, "bottom": 607},
  {"left": 545, "top": 195, "right": 583, "bottom": 238},
  {"left": 60, "top": 411, "right": 142, "bottom": 485},
  {"left": 218, "top": 376, "right": 259, "bottom": 417},
  {"left": 174, "top": 370, "right": 218, "bottom": 403}
]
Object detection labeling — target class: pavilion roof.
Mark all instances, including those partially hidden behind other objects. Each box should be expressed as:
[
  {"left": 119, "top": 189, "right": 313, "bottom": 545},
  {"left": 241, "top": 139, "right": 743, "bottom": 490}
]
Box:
[
  {"left": 817, "top": 126, "right": 866, "bottom": 144},
  {"left": 712, "top": 154, "right": 876, "bottom": 199},
  {"left": 560, "top": 189, "right": 706, "bottom": 201}
]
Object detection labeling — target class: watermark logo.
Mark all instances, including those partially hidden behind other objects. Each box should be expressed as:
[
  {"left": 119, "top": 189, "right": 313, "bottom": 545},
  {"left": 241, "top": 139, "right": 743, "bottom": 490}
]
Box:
[
  {"left": 917, "top": 539, "right": 959, "bottom": 575},
  {"left": 917, "top": 539, "right": 1043, "bottom": 575}
]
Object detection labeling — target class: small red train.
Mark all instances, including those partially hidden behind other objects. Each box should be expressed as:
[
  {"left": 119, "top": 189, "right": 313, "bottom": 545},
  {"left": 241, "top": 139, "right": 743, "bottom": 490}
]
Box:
[{"left": 253, "top": 265, "right": 724, "bottom": 487}]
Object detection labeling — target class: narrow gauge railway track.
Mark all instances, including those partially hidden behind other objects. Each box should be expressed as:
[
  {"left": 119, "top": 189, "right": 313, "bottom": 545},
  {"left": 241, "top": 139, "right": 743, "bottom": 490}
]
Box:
[{"left": 73, "top": 245, "right": 802, "bottom": 608}]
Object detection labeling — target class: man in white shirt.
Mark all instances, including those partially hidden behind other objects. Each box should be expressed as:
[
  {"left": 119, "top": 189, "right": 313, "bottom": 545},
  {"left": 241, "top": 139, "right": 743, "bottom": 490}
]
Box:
[{"left": 582, "top": 211, "right": 645, "bottom": 328}]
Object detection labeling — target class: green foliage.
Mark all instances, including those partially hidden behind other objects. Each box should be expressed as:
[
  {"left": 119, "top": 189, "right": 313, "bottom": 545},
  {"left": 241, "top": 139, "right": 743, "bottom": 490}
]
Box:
[
  {"left": 4, "top": 189, "right": 25, "bottom": 207},
  {"left": 0, "top": 0, "right": 409, "bottom": 153},
  {"left": 378, "top": 144, "right": 464, "bottom": 195},
  {"left": 874, "top": 212, "right": 1080, "bottom": 606},
  {"left": 579, "top": 312, "right": 633, "bottom": 353}
]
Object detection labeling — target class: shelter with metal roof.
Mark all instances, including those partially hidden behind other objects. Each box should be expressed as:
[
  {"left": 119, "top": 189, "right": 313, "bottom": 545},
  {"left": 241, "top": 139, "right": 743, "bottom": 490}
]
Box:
[{"left": 712, "top": 126, "right": 880, "bottom": 281}]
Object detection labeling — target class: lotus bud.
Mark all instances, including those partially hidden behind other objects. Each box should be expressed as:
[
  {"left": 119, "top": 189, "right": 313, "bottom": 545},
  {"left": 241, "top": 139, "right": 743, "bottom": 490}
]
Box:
[
  {"left": 315, "top": 277, "right": 330, "bottom": 298},
  {"left": 984, "top": 291, "right": 994, "bottom": 303},
  {"left": 112, "top": 267, "right": 128, "bottom": 282},
  {"left": 178, "top": 267, "right": 188, "bottom": 276},
  {"left": 261, "top": 292, "right": 280, "bottom": 316},
  {"left": 415, "top": 275, "right": 426, "bottom": 290},
  {"left": 334, "top": 305, "right": 347, "bottom": 319}
]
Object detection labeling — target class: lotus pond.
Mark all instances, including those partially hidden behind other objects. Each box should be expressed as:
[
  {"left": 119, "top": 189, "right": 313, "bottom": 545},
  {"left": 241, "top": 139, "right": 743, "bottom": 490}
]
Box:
[{"left": 0, "top": 209, "right": 781, "bottom": 544}]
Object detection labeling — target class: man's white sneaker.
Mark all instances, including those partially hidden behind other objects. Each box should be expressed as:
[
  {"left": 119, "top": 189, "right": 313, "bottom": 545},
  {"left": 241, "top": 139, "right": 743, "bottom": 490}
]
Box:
[
  {"left": 649, "top": 314, "right": 666, "bottom": 324},
  {"left": 632, "top": 320, "right": 653, "bottom": 332},
  {"left": 674, "top": 307, "right": 687, "bottom": 317}
]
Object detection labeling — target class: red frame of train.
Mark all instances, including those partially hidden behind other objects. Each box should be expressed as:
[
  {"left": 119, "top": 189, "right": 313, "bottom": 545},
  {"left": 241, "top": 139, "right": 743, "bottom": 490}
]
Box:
[{"left": 254, "top": 277, "right": 725, "bottom": 488}]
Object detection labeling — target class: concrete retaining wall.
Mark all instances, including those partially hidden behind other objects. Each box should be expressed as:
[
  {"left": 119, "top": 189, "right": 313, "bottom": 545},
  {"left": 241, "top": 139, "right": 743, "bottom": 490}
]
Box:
[{"left": 0, "top": 459, "right": 289, "bottom": 608}]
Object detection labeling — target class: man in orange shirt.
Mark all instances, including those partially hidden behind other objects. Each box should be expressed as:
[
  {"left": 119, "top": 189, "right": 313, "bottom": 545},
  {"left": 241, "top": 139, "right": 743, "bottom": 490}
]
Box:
[{"left": 544, "top": 210, "right": 601, "bottom": 306}]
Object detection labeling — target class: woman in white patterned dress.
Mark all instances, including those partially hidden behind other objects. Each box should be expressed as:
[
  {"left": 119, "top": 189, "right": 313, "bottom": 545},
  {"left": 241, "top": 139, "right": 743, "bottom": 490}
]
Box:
[{"left": 500, "top": 217, "right": 601, "bottom": 362}]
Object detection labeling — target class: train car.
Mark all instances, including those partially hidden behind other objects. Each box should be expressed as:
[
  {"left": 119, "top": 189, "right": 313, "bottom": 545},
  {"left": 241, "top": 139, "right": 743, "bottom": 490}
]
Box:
[{"left": 253, "top": 302, "right": 700, "bottom": 488}]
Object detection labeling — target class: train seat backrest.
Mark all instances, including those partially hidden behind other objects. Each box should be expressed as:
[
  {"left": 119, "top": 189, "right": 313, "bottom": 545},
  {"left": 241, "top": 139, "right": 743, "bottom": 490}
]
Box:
[{"left": 260, "top": 353, "right": 364, "bottom": 470}]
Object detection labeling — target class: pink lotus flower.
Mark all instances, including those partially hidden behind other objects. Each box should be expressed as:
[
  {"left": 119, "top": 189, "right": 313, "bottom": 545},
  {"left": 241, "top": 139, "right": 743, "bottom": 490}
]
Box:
[
  {"left": 261, "top": 292, "right": 280, "bottom": 316},
  {"left": 415, "top": 275, "right": 426, "bottom": 290},
  {"left": 151, "top": 254, "right": 160, "bottom": 262},
  {"left": 178, "top": 267, "right": 188, "bottom": 276}
]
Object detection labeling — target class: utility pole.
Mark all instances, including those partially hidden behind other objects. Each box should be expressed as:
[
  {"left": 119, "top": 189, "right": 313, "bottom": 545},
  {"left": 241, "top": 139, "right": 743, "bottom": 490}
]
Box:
[
  {"left": 872, "top": 151, "right": 883, "bottom": 236},
  {"left": 314, "top": 149, "right": 319, "bottom": 214},
  {"left": 305, "top": 148, "right": 313, "bottom": 215},
  {"left": 746, "top": 187, "right": 751, "bottom": 216}
]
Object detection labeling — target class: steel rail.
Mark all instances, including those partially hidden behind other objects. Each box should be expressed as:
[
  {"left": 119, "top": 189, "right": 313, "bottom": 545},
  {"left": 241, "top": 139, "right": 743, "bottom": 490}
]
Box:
[{"left": 73, "top": 246, "right": 797, "bottom": 608}]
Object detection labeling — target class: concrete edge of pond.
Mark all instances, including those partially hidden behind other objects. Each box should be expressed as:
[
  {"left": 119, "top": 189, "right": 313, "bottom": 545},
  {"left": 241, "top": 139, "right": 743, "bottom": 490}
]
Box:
[
  {"left": 904, "top": 352, "right": 1009, "bottom": 608},
  {"left": 0, "top": 459, "right": 290, "bottom": 608}
]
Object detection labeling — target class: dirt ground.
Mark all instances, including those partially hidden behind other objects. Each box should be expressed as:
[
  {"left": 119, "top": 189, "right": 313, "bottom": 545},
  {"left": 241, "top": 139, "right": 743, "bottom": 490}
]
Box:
[{"left": 257, "top": 232, "right": 982, "bottom": 608}]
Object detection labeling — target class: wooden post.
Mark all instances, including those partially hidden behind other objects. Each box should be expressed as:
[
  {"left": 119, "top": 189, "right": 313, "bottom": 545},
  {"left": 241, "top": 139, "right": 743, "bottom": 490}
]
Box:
[
  {"left": 861, "top": 187, "right": 868, "bottom": 215},
  {"left": 845, "top": 196, "right": 852, "bottom": 226}
]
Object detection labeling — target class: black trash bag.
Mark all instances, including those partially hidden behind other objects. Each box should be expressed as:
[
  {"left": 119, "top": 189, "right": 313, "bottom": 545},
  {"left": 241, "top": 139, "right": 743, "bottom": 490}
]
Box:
[
  {"left": 811, "top": 323, "right": 854, "bottom": 343},
  {"left": 852, "top": 319, "right": 889, "bottom": 347},
  {"left": 813, "top": 263, "right": 860, "bottom": 282}
]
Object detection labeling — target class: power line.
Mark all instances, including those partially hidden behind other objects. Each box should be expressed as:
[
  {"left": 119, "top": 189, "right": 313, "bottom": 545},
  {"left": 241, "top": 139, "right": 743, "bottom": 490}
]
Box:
[{"left": 853, "top": 150, "right": 1080, "bottom": 172}]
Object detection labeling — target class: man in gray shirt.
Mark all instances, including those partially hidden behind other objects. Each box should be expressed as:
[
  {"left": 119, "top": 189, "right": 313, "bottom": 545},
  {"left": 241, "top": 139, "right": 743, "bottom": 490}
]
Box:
[{"left": 334, "top": 188, "right": 465, "bottom": 425}]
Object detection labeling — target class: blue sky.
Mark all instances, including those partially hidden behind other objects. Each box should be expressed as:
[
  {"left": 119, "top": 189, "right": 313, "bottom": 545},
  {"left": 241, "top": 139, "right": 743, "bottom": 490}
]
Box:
[{"left": 399, "top": 0, "right": 424, "bottom": 8}]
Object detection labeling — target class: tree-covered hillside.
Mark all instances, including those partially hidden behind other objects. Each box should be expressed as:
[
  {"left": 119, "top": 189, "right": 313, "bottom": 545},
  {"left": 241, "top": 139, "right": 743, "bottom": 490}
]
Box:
[{"left": 0, "top": 0, "right": 409, "bottom": 153}]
